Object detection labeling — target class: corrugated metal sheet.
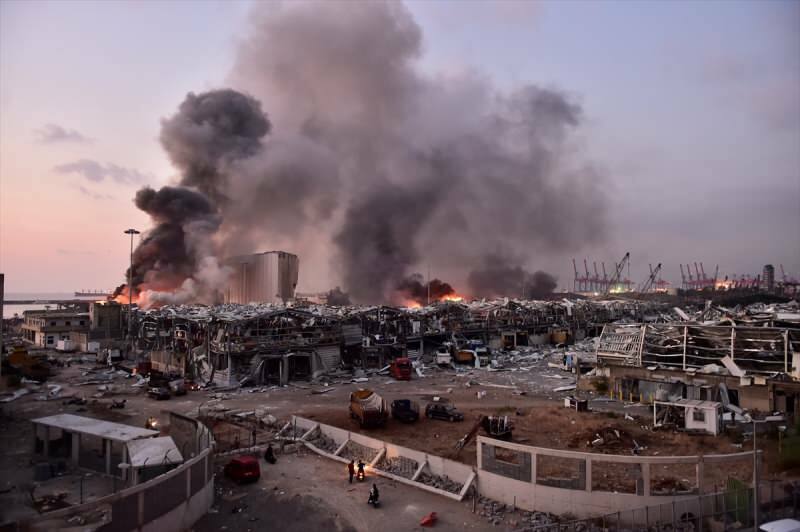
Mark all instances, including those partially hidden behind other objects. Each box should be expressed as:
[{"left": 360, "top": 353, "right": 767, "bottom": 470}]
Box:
[
  {"left": 316, "top": 345, "right": 341, "bottom": 371},
  {"left": 342, "top": 324, "right": 362, "bottom": 346}
]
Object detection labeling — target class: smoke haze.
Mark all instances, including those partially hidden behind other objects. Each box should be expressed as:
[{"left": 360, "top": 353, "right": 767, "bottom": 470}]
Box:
[{"left": 122, "top": 1, "right": 607, "bottom": 305}]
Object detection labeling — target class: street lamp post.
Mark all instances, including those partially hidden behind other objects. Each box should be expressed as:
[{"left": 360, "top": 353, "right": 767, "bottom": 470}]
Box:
[
  {"left": 124, "top": 229, "right": 140, "bottom": 357},
  {"left": 752, "top": 419, "right": 760, "bottom": 529}
]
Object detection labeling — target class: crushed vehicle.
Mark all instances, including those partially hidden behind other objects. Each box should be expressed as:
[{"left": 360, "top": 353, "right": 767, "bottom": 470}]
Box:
[
  {"left": 147, "top": 385, "right": 171, "bottom": 400},
  {"left": 435, "top": 343, "right": 453, "bottom": 366},
  {"left": 425, "top": 402, "right": 464, "bottom": 422},
  {"left": 391, "top": 399, "right": 419, "bottom": 423},
  {"left": 349, "top": 389, "right": 389, "bottom": 428},
  {"left": 224, "top": 455, "right": 261, "bottom": 483},
  {"left": 390, "top": 357, "right": 412, "bottom": 380}
]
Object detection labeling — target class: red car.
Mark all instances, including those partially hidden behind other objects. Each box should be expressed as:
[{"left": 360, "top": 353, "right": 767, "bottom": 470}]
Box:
[{"left": 224, "top": 455, "right": 261, "bottom": 483}]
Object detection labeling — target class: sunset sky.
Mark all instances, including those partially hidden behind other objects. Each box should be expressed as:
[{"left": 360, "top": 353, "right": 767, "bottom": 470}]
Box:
[{"left": 1, "top": 0, "right": 798, "bottom": 293}]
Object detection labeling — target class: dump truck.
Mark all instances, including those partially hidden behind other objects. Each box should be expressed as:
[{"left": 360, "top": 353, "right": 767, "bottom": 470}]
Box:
[
  {"left": 389, "top": 357, "right": 412, "bottom": 380},
  {"left": 349, "top": 389, "right": 388, "bottom": 428}
]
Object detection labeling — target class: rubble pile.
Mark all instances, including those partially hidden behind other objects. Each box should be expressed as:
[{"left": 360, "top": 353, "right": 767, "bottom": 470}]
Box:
[
  {"left": 416, "top": 471, "right": 462, "bottom": 494},
  {"left": 306, "top": 431, "right": 338, "bottom": 453},
  {"left": 477, "top": 495, "right": 560, "bottom": 528},
  {"left": 375, "top": 455, "right": 418, "bottom": 479},
  {"left": 338, "top": 440, "right": 380, "bottom": 463}
]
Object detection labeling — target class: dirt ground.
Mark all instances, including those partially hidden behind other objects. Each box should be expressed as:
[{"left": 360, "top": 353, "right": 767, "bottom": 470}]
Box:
[
  {"left": 196, "top": 449, "right": 501, "bottom": 532},
  {"left": 0, "top": 353, "right": 796, "bottom": 526}
]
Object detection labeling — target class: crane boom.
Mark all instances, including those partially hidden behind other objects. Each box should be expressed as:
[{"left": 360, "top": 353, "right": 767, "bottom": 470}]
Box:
[
  {"left": 639, "top": 263, "right": 662, "bottom": 293},
  {"left": 605, "top": 252, "right": 630, "bottom": 295}
]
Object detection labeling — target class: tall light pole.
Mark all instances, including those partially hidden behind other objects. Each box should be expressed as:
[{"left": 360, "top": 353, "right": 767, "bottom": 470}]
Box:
[
  {"left": 124, "top": 229, "right": 140, "bottom": 356},
  {"left": 752, "top": 418, "right": 761, "bottom": 529}
]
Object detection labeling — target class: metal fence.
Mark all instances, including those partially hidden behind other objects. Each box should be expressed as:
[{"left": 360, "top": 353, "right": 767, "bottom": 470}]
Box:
[{"left": 530, "top": 480, "right": 799, "bottom": 532}]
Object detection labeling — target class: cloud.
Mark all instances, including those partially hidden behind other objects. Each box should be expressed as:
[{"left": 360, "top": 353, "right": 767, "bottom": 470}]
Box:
[
  {"left": 54, "top": 159, "right": 149, "bottom": 185},
  {"left": 74, "top": 184, "right": 114, "bottom": 200},
  {"left": 34, "top": 123, "right": 92, "bottom": 144}
]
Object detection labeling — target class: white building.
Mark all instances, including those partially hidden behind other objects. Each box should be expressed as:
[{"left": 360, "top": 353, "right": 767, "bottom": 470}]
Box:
[{"left": 224, "top": 251, "right": 299, "bottom": 304}]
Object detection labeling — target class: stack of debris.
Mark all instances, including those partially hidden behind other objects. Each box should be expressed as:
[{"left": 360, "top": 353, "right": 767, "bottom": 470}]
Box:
[
  {"left": 375, "top": 456, "right": 418, "bottom": 479},
  {"left": 416, "top": 471, "right": 462, "bottom": 494}
]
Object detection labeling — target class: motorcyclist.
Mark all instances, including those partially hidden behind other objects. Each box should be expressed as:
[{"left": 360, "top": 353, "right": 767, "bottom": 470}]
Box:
[
  {"left": 368, "top": 483, "right": 380, "bottom": 506},
  {"left": 357, "top": 460, "right": 365, "bottom": 480}
]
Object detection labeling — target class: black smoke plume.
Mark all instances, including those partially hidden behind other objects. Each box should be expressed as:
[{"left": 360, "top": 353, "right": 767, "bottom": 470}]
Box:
[
  {"left": 120, "top": 1, "right": 606, "bottom": 306},
  {"left": 396, "top": 273, "right": 455, "bottom": 306},
  {"left": 325, "top": 286, "right": 351, "bottom": 306},
  {"left": 468, "top": 254, "right": 558, "bottom": 300}
]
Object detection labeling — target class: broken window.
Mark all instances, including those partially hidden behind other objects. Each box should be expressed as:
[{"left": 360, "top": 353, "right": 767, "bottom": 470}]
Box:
[{"left": 692, "top": 409, "right": 706, "bottom": 422}]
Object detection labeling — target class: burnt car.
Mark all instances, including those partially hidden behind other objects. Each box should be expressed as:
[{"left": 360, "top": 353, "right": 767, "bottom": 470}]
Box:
[
  {"left": 224, "top": 455, "right": 261, "bottom": 483},
  {"left": 147, "top": 386, "right": 171, "bottom": 400},
  {"left": 425, "top": 402, "right": 464, "bottom": 422}
]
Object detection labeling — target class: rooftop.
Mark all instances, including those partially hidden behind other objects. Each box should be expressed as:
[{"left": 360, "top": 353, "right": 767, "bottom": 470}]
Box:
[
  {"left": 126, "top": 436, "right": 183, "bottom": 468},
  {"left": 32, "top": 414, "right": 158, "bottom": 443}
]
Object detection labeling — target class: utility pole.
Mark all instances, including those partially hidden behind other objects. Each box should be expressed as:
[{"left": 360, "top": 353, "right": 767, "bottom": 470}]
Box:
[
  {"left": 0, "top": 273, "right": 4, "bottom": 379},
  {"left": 753, "top": 419, "right": 760, "bottom": 529},
  {"left": 124, "top": 229, "right": 140, "bottom": 358},
  {"left": 426, "top": 265, "right": 430, "bottom": 306}
]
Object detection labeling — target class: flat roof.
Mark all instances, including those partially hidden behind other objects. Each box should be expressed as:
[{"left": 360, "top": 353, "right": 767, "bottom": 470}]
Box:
[
  {"left": 32, "top": 414, "right": 158, "bottom": 443},
  {"left": 126, "top": 436, "right": 183, "bottom": 468},
  {"left": 655, "top": 399, "right": 722, "bottom": 410}
]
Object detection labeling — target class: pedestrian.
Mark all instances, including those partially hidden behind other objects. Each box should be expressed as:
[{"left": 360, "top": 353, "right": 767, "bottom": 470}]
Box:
[
  {"left": 264, "top": 443, "right": 276, "bottom": 464},
  {"left": 348, "top": 460, "right": 355, "bottom": 483}
]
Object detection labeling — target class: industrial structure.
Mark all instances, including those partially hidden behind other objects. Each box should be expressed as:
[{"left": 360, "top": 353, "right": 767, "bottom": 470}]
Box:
[{"left": 224, "top": 251, "right": 299, "bottom": 305}]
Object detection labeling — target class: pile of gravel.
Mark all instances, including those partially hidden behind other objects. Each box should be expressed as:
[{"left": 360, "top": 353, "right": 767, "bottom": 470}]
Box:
[
  {"left": 338, "top": 440, "right": 380, "bottom": 463},
  {"left": 416, "top": 471, "right": 462, "bottom": 494},
  {"left": 375, "top": 456, "right": 418, "bottom": 479},
  {"left": 307, "top": 431, "right": 338, "bottom": 453}
]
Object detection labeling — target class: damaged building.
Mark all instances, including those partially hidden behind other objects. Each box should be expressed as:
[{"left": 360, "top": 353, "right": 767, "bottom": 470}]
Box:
[
  {"left": 131, "top": 297, "right": 673, "bottom": 387},
  {"left": 592, "top": 320, "right": 800, "bottom": 420}
]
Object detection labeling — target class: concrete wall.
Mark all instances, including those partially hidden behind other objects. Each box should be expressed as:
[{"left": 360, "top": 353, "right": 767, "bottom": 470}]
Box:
[
  {"left": 475, "top": 436, "right": 758, "bottom": 519},
  {"left": 290, "top": 416, "right": 474, "bottom": 500}
]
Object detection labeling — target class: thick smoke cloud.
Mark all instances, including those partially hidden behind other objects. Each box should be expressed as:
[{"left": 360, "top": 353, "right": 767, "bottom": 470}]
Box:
[
  {"left": 160, "top": 89, "right": 270, "bottom": 203},
  {"left": 325, "top": 286, "right": 351, "bottom": 306},
  {"left": 114, "top": 186, "right": 223, "bottom": 304},
  {"left": 396, "top": 273, "right": 456, "bottom": 306},
  {"left": 229, "top": 1, "right": 606, "bottom": 303},
  {"left": 468, "top": 254, "right": 558, "bottom": 300},
  {"left": 121, "top": 1, "right": 606, "bottom": 306}
]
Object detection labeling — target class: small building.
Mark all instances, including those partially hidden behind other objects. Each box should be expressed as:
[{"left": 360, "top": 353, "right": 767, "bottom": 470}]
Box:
[
  {"left": 653, "top": 399, "right": 723, "bottom": 435},
  {"left": 21, "top": 310, "right": 90, "bottom": 347},
  {"left": 32, "top": 414, "right": 158, "bottom": 482}
]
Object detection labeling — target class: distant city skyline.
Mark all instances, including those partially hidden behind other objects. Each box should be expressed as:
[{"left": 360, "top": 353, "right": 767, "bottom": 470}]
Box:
[{"left": 1, "top": 0, "right": 798, "bottom": 293}]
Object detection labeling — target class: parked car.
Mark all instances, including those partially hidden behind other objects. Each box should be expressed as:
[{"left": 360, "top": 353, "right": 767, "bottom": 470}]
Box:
[
  {"left": 224, "top": 455, "right": 261, "bottom": 483},
  {"left": 147, "top": 386, "right": 171, "bottom": 400},
  {"left": 425, "top": 402, "right": 464, "bottom": 422},
  {"left": 391, "top": 399, "right": 419, "bottom": 423}
]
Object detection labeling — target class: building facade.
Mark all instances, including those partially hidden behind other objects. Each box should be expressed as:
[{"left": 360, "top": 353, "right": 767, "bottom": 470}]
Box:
[
  {"left": 224, "top": 251, "right": 299, "bottom": 304},
  {"left": 21, "top": 310, "right": 90, "bottom": 347}
]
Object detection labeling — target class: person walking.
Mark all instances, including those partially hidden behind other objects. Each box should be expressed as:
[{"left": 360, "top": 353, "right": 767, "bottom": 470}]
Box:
[{"left": 348, "top": 459, "right": 355, "bottom": 483}]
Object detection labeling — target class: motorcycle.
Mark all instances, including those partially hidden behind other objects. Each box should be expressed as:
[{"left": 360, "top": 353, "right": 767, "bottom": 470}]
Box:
[{"left": 368, "top": 487, "right": 380, "bottom": 508}]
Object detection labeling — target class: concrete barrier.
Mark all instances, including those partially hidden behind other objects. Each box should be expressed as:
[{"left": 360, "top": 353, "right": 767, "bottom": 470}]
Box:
[
  {"left": 291, "top": 416, "right": 474, "bottom": 501},
  {"left": 476, "top": 436, "right": 759, "bottom": 519}
]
